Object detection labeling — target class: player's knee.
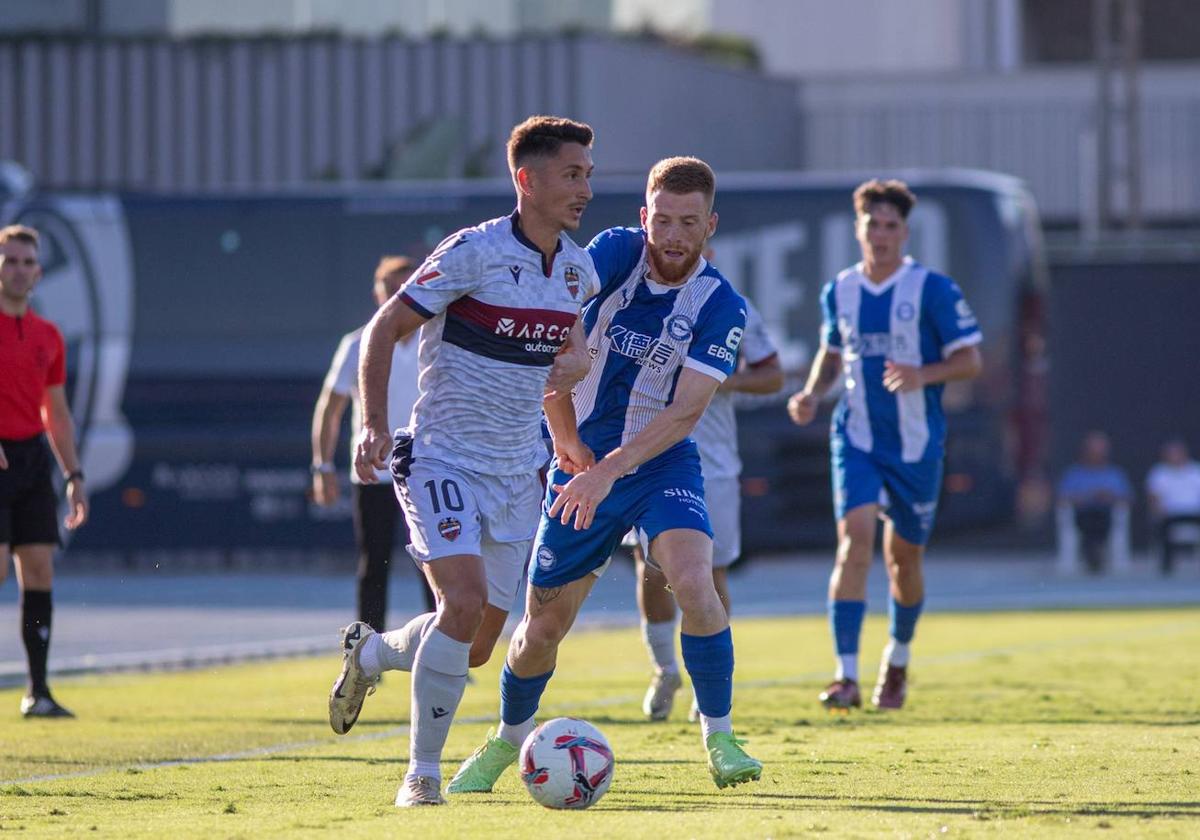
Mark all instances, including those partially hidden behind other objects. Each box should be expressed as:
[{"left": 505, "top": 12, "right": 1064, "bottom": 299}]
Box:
[
  {"left": 468, "top": 641, "right": 495, "bottom": 669},
  {"left": 886, "top": 536, "right": 923, "bottom": 566},
  {"left": 667, "top": 566, "right": 717, "bottom": 611},
  {"left": 835, "top": 537, "right": 872, "bottom": 572},
  {"left": 518, "top": 614, "right": 569, "bottom": 656},
  {"left": 438, "top": 588, "right": 487, "bottom": 636}
]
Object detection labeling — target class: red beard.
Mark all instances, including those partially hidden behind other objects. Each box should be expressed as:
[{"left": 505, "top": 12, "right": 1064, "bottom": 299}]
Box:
[{"left": 646, "top": 241, "right": 703, "bottom": 284}]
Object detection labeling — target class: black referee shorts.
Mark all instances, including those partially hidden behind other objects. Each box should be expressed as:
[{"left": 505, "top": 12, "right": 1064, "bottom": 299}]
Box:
[{"left": 0, "top": 435, "right": 62, "bottom": 548}]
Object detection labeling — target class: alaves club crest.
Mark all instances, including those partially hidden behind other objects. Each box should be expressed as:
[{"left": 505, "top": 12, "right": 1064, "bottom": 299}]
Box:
[
  {"left": 438, "top": 517, "right": 462, "bottom": 541},
  {"left": 564, "top": 266, "right": 580, "bottom": 298}
]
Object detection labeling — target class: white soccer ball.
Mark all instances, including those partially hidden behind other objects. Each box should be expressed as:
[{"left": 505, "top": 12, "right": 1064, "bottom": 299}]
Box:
[{"left": 519, "top": 717, "right": 614, "bottom": 809}]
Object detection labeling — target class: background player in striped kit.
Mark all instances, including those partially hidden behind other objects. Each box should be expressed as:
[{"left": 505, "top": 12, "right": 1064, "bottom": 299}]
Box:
[
  {"left": 636, "top": 261, "right": 784, "bottom": 722},
  {"left": 787, "top": 179, "right": 982, "bottom": 711},
  {"left": 449, "top": 157, "right": 763, "bottom": 794},
  {"left": 311, "top": 255, "right": 436, "bottom": 631},
  {"left": 326, "top": 116, "right": 599, "bottom": 807}
]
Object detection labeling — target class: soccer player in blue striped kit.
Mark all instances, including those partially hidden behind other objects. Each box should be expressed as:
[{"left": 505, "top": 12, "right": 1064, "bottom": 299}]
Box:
[
  {"left": 449, "top": 157, "right": 763, "bottom": 793},
  {"left": 788, "top": 179, "right": 982, "bottom": 711}
]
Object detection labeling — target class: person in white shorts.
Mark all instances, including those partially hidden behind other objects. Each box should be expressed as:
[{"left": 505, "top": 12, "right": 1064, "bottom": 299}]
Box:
[
  {"left": 326, "top": 115, "right": 601, "bottom": 808},
  {"left": 311, "top": 255, "right": 436, "bottom": 631},
  {"left": 635, "top": 286, "right": 783, "bottom": 722}
]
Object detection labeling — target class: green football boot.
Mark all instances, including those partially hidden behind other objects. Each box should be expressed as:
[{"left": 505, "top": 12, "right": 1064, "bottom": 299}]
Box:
[
  {"left": 446, "top": 729, "right": 519, "bottom": 793},
  {"left": 706, "top": 731, "right": 763, "bottom": 789}
]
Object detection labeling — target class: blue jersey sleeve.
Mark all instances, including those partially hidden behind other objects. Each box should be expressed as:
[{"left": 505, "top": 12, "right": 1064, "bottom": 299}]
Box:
[
  {"left": 925, "top": 273, "right": 982, "bottom": 357},
  {"left": 685, "top": 286, "right": 748, "bottom": 383},
  {"left": 586, "top": 227, "right": 643, "bottom": 296},
  {"left": 819, "top": 280, "right": 841, "bottom": 351}
]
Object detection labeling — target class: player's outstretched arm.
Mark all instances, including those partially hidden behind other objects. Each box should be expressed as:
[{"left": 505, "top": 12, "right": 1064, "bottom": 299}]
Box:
[
  {"left": 549, "top": 368, "right": 720, "bottom": 530},
  {"left": 355, "top": 298, "right": 428, "bottom": 482},
  {"left": 311, "top": 387, "right": 350, "bottom": 504},
  {"left": 883, "top": 345, "right": 982, "bottom": 393},
  {"left": 720, "top": 353, "right": 784, "bottom": 395},
  {"left": 787, "top": 346, "right": 841, "bottom": 426},
  {"left": 544, "top": 313, "right": 591, "bottom": 400},
  {"left": 544, "top": 389, "right": 594, "bottom": 475},
  {"left": 42, "top": 384, "right": 88, "bottom": 529}
]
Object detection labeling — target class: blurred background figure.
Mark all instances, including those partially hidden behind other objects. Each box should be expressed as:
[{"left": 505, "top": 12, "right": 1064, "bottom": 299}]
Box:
[
  {"left": 1145, "top": 438, "right": 1200, "bottom": 575},
  {"left": 311, "top": 255, "right": 435, "bottom": 632},
  {"left": 1056, "top": 431, "right": 1132, "bottom": 575}
]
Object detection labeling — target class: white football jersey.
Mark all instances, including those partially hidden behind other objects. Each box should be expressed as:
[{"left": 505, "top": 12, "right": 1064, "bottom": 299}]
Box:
[
  {"left": 690, "top": 298, "right": 779, "bottom": 479},
  {"left": 324, "top": 328, "right": 420, "bottom": 483},
  {"left": 398, "top": 212, "right": 600, "bottom": 476}
]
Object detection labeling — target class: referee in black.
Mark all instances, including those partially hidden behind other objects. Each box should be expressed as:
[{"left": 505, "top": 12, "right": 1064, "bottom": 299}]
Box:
[{"left": 1, "top": 224, "right": 88, "bottom": 718}]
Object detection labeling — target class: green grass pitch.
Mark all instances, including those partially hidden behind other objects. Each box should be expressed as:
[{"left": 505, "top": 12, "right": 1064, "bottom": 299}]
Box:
[{"left": 2, "top": 608, "right": 1198, "bottom": 838}]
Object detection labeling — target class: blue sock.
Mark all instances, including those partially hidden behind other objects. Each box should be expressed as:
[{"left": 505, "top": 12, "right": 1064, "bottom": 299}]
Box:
[
  {"left": 889, "top": 598, "right": 924, "bottom": 643},
  {"left": 499, "top": 664, "right": 553, "bottom": 726},
  {"left": 680, "top": 627, "right": 734, "bottom": 718},
  {"left": 829, "top": 600, "right": 866, "bottom": 655}
]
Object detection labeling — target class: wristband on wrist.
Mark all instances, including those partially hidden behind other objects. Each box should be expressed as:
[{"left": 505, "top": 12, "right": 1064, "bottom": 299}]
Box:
[
  {"left": 64, "top": 469, "right": 85, "bottom": 483},
  {"left": 310, "top": 463, "right": 336, "bottom": 475}
]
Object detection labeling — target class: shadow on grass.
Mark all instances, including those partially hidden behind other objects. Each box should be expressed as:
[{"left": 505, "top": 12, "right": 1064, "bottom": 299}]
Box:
[
  {"left": 598, "top": 790, "right": 1200, "bottom": 819},
  {"left": 734, "top": 711, "right": 1200, "bottom": 729},
  {"left": 844, "top": 798, "right": 1200, "bottom": 820}
]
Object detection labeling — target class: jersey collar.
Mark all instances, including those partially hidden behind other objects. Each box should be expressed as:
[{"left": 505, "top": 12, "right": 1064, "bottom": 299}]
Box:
[
  {"left": 856, "top": 255, "right": 914, "bottom": 296},
  {"left": 509, "top": 210, "right": 563, "bottom": 277}
]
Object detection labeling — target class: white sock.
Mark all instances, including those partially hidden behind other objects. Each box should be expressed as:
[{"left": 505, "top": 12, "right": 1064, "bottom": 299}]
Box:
[
  {"left": 700, "top": 712, "right": 732, "bottom": 742},
  {"left": 406, "top": 760, "right": 441, "bottom": 780},
  {"left": 836, "top": 653, "right": 858, "bottom": 682},
  {"left": 497, "top": 716, "right": 536, "bottom": 749},
  {"left": 884, "top": 639, "right": 910, "bottom": 667},
  {"left": 641, "top": 619, "right": 679, "bottom": 674},
  {"left": 362, "top": 612, "right": 436, "bottom": 677},
  {"left": 409, "top": 627, "right": 470, "bottom": 777}
]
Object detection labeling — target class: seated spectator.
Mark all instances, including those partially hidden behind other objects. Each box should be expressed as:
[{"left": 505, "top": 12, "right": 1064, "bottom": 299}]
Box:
[
  {"left": 1146, "top": 438, "right": 1200, "bottom": 575},
  {"left": 1057, "top": 431, "right": 1132, "bottom": 574}
]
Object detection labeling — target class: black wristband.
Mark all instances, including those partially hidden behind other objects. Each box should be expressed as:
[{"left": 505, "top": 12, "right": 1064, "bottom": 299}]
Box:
[{"left": 64, "top": 469, "right": 85, "bottom": 483}]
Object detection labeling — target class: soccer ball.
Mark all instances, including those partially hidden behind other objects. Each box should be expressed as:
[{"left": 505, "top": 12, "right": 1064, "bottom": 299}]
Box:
[{"left": 519, "top": 717, "right": 614, "bottom": 809}]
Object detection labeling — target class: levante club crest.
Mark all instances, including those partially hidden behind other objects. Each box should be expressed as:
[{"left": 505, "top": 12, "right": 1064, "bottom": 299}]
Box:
[
  {"left": 564, "top": 266, "right": 580, "bottom": 298},
  {"left": 438, "top": 517, "right": 461, "bottom": 541}
]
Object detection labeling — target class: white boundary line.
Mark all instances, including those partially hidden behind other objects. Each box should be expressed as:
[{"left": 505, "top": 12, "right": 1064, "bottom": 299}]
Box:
[{"left": 3, "top": 617, "right": 1196, "bottom": 788}]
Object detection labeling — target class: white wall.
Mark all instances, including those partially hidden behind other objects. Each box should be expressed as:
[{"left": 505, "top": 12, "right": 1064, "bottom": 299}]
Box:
[
  {"left": 613, "top": 0, "right": 711, "bottom": 35},
  {"left": 711, "top": 0, "right": 967, "bottom": 76},
  {"left": 614, "top": 0, "right": 1024, "bottom": 77},
  {"left": 799, "top": 65, "right": 1200, "bottom": 220},
  {"left": 164, "top": 0, "right": 608, "bottom": 37}
]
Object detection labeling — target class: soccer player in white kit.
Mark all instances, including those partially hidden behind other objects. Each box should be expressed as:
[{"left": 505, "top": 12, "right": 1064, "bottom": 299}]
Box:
[
  {"left": 311, "top": 255, "right": 436, "bottom": 629},
  {"left": 637, "top": 291, "right": 783, "bottom": 721},
  {"left": 326, "top": 116, "right": 600, "bottom": 807}
]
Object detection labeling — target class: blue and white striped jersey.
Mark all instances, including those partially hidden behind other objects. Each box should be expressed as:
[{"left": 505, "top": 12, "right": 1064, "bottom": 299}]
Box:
[
  {"left": 571, "top": 227, "right": 747, "bottom": 471},
  {"left": 821, "top": 257, "right": 982, "bottom": 463}
]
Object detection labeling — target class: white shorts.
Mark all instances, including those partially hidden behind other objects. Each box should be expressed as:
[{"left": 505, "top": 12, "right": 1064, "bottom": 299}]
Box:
[
  {"left": 704, "top": 476, "right": 742, "bottom": 568},
  {"left": 622, "top": 475, "right": 741, "bottom": 570},
  {"left": 393, "top": 447, "right": 542, "bottom": 614}
]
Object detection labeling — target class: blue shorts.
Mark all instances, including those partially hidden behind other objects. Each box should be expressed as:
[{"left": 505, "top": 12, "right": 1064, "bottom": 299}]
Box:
[
  {"left": 831, "top": 436, "right": 943, "bottom": 546},
  {"left": 530, "top": 451, "right": 713, "bottom": 589}
]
